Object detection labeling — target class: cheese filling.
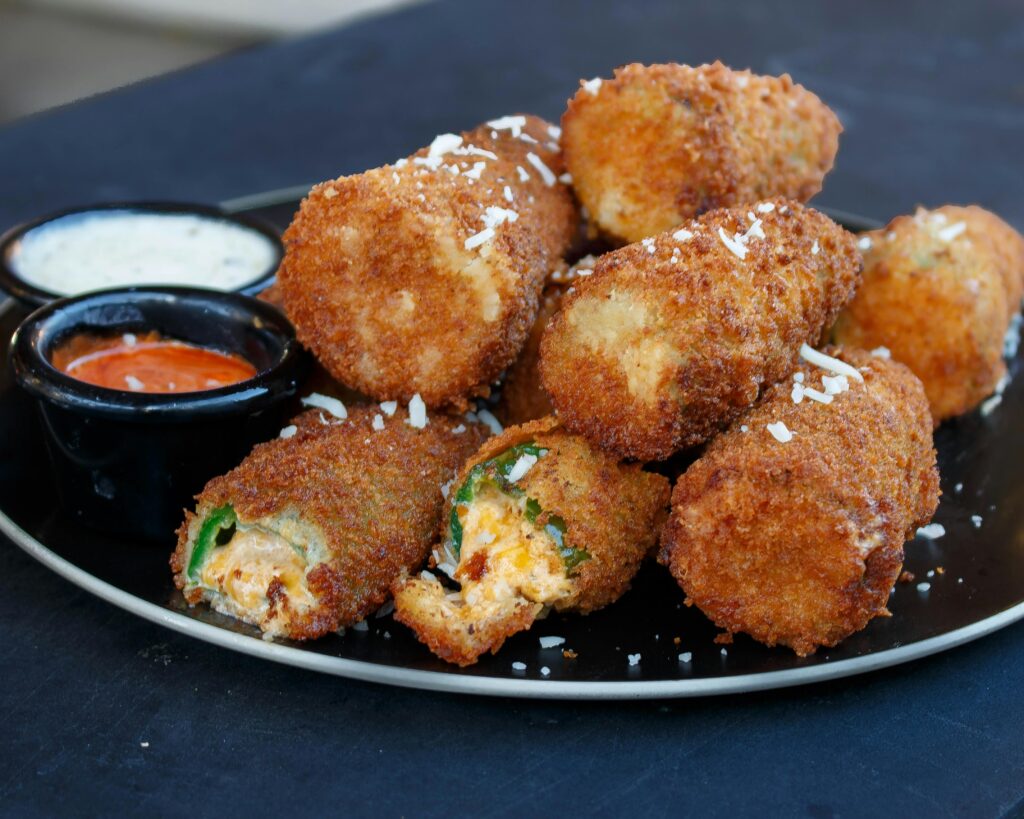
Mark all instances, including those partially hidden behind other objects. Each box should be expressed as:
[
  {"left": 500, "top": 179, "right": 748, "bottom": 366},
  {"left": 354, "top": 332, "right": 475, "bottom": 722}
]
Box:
[
  {"left": 198, "top": 527, "right": 315, "bottom": 628},
  {"left": 452, "top": 486, "right": 572, "bottom": 616}
]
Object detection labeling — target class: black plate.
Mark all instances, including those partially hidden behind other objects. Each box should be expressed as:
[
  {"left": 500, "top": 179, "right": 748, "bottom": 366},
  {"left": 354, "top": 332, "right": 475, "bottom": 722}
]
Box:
[{"left": 2, "top": 193, "right": 1022, "bottom": 699}]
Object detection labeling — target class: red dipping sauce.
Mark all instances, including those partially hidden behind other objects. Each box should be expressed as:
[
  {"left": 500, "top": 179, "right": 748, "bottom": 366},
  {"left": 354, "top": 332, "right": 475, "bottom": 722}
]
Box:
[{"left": 51, "top": 331, "right": 257, "bottom": 393}]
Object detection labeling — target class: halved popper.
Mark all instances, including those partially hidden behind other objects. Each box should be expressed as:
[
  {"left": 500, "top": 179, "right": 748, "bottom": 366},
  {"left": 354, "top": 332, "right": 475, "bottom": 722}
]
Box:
[
  {"left": 392, "top": 416, "right": 670, "bottom": 666},
  {"left": 171, "top": 404, "right": 490, "bottom": 639}
]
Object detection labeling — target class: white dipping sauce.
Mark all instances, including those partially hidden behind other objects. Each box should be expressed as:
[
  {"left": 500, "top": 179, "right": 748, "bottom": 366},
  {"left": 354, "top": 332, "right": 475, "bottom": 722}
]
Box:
[{"left": 11, "top": 210, "right": 278, "bottom": 295}]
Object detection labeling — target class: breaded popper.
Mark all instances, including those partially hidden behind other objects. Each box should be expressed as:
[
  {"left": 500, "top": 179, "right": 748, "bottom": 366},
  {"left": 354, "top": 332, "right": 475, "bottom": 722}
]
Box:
[
  {"left": 562, "top": 62, "right": 841, "bottom": 243},
  {"left": 660, "top": 347, "right": 939, "bottom": 656},
  {"left": 495, "top": 255, "right": 598, "bottom": 426},
  {"left": 278, "top": 115, "right": 578, "bottom": 410},
  {"left": 171, "top": 404, "right": 490, "bottom": 639},
  {"left": 392, "top": 417, "right": 670, "bottom": 666},
  {"left": 539, "top": 200, "right": 860, "bottom": 461},
  {"left": 832, "top": 206, "right": 1024, "bottom": 422}
]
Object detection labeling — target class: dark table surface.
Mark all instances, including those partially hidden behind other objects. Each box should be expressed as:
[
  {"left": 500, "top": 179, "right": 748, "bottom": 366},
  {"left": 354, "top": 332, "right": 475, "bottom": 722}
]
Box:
[{"left": 2, "top": 1, "right": 1023, "bottom": 816}]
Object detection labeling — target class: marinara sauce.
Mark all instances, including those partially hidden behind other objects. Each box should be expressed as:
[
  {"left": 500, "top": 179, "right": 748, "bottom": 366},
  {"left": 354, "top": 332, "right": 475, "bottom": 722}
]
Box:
[{"left": 51, "top": 331, "right": 256, "bottom": 393}]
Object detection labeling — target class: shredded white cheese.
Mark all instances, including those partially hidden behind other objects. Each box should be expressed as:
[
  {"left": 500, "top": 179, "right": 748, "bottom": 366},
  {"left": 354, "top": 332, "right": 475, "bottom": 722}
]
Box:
[
  {"left": 407, "top": 394, "right": 428, "bottom": 428},
  {"left": 641, "top": 237, "right": 657, "bottom": 255},
  {"left": 506, "top": 453, "right": 538, "bottom": 483},
  {"left": 464, "top": 227, "right": 495, "bottom": 250},
  {"left": 482, "top": 206, "right": 519, "bottom": 229},
  {"left": 811, "top": 239, "right": 820, "bottom": 255},
  {"left": 124, "top": 374, "right": 144, "bottom": 391},
  {"left": 821, "top": 374, "right": 850, "bottom": 395},
  {"left": 582, "top": 77, "right": 603, "bottom": 95},
  {"left": 486, "top": 115, "right": 526, "bottom": 137},
  {"left": 718, "top": 227, "right": 748, "bottom": 259},
  {"left": 380, "top": 400, "right": 397, "bottom": 417},
  {"left": 452, "top": 424, "right": 466, "bottom": 434},
  {"left": 558, "top": 172, "right": 573, "bottom": 184},
  {"left": 372, "top": 414, "right": 385, "bottom": 431},
  {"left": 799, "top": 344, "right": 864, "bottom": 382},
  {"left": 917, "top": 523, "right": 946, "bottom": 539},
  {"left": 547, "top": 124, "right": 561, "bottom": 139},
  {"left": 678, "top": 652, "right": 693, "bottom": 663},
  {"left": 539, "top": 636, "right": 566, "bottom": 649},
  {"left": 971, "top": 515, "right": 983, "bottom": 529},
  {"left": 540, "top": 666, "right": 551, "bottom": 677},
  {"left": 279, "top": 425, "right": 297, "bottom": 439},
  {"left": 673, "top": 228, "right": 693, "bottom": 241},
  {"left": 516, "top": 165, "right": 530, "bottom": 182},
  {"left": 476, "top": 408, "right": 503, "bottom": 435},
  {"left": 503, "top": 185, "right": 514, "bottom": 203},
  {"left": 937, "top": 221, "right": 967, "bottom": 242},
  {"left": 857, "top": 236, "right": 873, "bottom": 251},
  {"left": 756, "top": 202, "right": 776, "bottom": 214},
  {"left": 627, "top": 653, "right": 641, "bottom": 666},
  {"left": 525, "top": 152, "right": 556, "bottom": 186},
  {"left": 870, "top": 346, "right": 891, "bottom": 359},
  {"left": 512, "top": 661, "right": 527, "bottom": 671},
  {"left": 301, "top": 392, "right": 347, "bottom": 419},
  {"left": 802, "top": 386, "right": 833, "bottom": 404},
  {"left": 766, "top": 421, "right": 793, "bottom": 443}
]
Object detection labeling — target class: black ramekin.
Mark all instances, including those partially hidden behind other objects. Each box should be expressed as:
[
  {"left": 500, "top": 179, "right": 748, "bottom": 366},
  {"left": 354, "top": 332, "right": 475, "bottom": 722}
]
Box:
[
  {"left": 0, "top": 201, "right": 284, "bottom": 309},
  {"left": 9, "top": 287, "right": 308, "bottom": 543}
]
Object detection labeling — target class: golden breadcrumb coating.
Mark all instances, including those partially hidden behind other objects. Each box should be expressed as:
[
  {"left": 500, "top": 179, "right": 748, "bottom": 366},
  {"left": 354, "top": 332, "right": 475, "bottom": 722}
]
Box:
[
  {"left": 832, "top": 205, "right": 1024, "bottom": 422},
  {"left": 170, "top": 406, "right": 489, "bottom": 640},
  {"left": 562, "top": 62, "right": 841, "bottom": 243},
  {"left": 495, "top": 255, "right": 599, "bottom": 426},
  {"left": 539, "top": 199, "right": 860, "bottom": 461},
  {"left": 392, "top": 416, "right": 670, "bottom": 665},
  {"left": 278, "top": 115, "right": 578, "bottom": 410},
  {"left": 660, "top": 347, "right": 939, "bottom": 656}
]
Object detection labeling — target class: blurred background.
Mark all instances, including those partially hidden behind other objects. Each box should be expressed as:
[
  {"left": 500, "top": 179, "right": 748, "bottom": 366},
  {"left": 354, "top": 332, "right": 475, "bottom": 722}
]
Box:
[{"left": 0, "top": 0, "right": 424, "bottom": 124}]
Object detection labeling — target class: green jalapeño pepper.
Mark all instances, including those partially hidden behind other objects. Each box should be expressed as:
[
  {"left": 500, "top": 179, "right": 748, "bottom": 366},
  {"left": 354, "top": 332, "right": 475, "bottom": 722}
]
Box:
[
  {"left": 187, "top": 504, "right": 238, "bottom": 582},
  {"left": 448, "top": 442, "right": 590, "bottom": 572}
]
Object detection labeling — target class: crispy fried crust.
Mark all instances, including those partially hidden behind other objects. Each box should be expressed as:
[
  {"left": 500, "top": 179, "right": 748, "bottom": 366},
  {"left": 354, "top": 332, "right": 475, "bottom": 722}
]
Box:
[
  {"left": 496, "top": 256, "right": 600, "bottom": 426},
  {"left": 392, "top": 576, "right": 542, "bottom": 667},
  {"left": 170, "top": 407, "right": 490, "bottom": 639},
  {"left": 277, "top": 115, "right": 578, "bottom": 410},
  {"left": 832, "top": 206, "right": 1024, "bottom": 421},
  {"left": 392, "top": 416, "right": 670, "bottom": 664},
  {"left": 659, "top": 347, "right": 939, "bottom": 656},
  {"left": 562, "top": 62, "right": 841, "bottom": 243},
  {"left": 539, "top": 199, "right": 861, "bottom": 461}
]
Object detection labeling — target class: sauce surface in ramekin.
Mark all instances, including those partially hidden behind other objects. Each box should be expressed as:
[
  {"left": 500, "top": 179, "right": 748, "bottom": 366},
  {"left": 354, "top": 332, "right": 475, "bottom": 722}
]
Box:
[
  {"left": 11, "top": 210, "right": 278, "bottom": 295},
  {"left": 51, "top": 331, "right": 257, "bottom": 393}
]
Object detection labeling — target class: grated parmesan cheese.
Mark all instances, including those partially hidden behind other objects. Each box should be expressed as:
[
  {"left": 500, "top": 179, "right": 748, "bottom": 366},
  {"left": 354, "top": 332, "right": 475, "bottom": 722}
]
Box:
[
  {"left": 407, "top": 394, "right": 428, "bottom": 428},
  {"left": 525, "top": 152, "right": 556, "bottom": 186},
  {"left": 506, "top": 453, "right": 538, "bottom": 483},
  {"left": 937, "top": 221, "right": 967, "bottom": 242},
  {"left": 917, "top": 523, "right": 946, "bottom": 539},
  {"left": 673, "top": 228, "right": 693, "bottom": 241},
  {"left": 301, "top": 392, "right": 347, "bottom": 419},
  {"left": 718, "top": 227, "right": 747, "bottom": 259},
  {"left": 516, "top": 165, "right": 530, "bottom": 182},
  {"left": 767, "top": 421, "right": 793, "bottom": 443},
  {"left": 464, "top": 227, "right": 495, "bottom": 250},
  {"left": 486, "top": 115, "right": 526, "bottom": 137},
  {"left": 582, "top": 77, "right": 603, "bottom": 95},
  {"left": 476, "top": 408, "right": 503, "bottom": 435},
  {"left": 503, "top": 185, "right": 514, "bottom": 203},
  {"left": 372, "top": 414, "right": 385, "bottom": 431},
  {"left": 380, "top": 400, "right": 397, "bottom": 416},
  {"left": 279, "top": 425, "right": 297, "bottom": 439},
  {"left": 482, "top": 206, "right": 519, "bottom": 229},
  {"left": 512, "top": 661, "right": 527, "bottom": 671},
  {"left": 857, "top": 236, "right": 873, "bottom": 251},
  {"left": 627, "top": 653, "right": 641, "bottom": 666},
  {"left": 539, "top": 636, "right": 566, "bottom": 649},
  {"left": 756, "top": 202, "right": 776, "bottom": 214},
  {"left": 799, "top": 344, "right": 864, "bottom": 382}
]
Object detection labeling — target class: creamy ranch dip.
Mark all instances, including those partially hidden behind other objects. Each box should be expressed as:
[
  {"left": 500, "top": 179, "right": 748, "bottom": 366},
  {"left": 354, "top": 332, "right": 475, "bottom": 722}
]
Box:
[{"left": 11, "top": 210, "right": 278, "bottom": 295}]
